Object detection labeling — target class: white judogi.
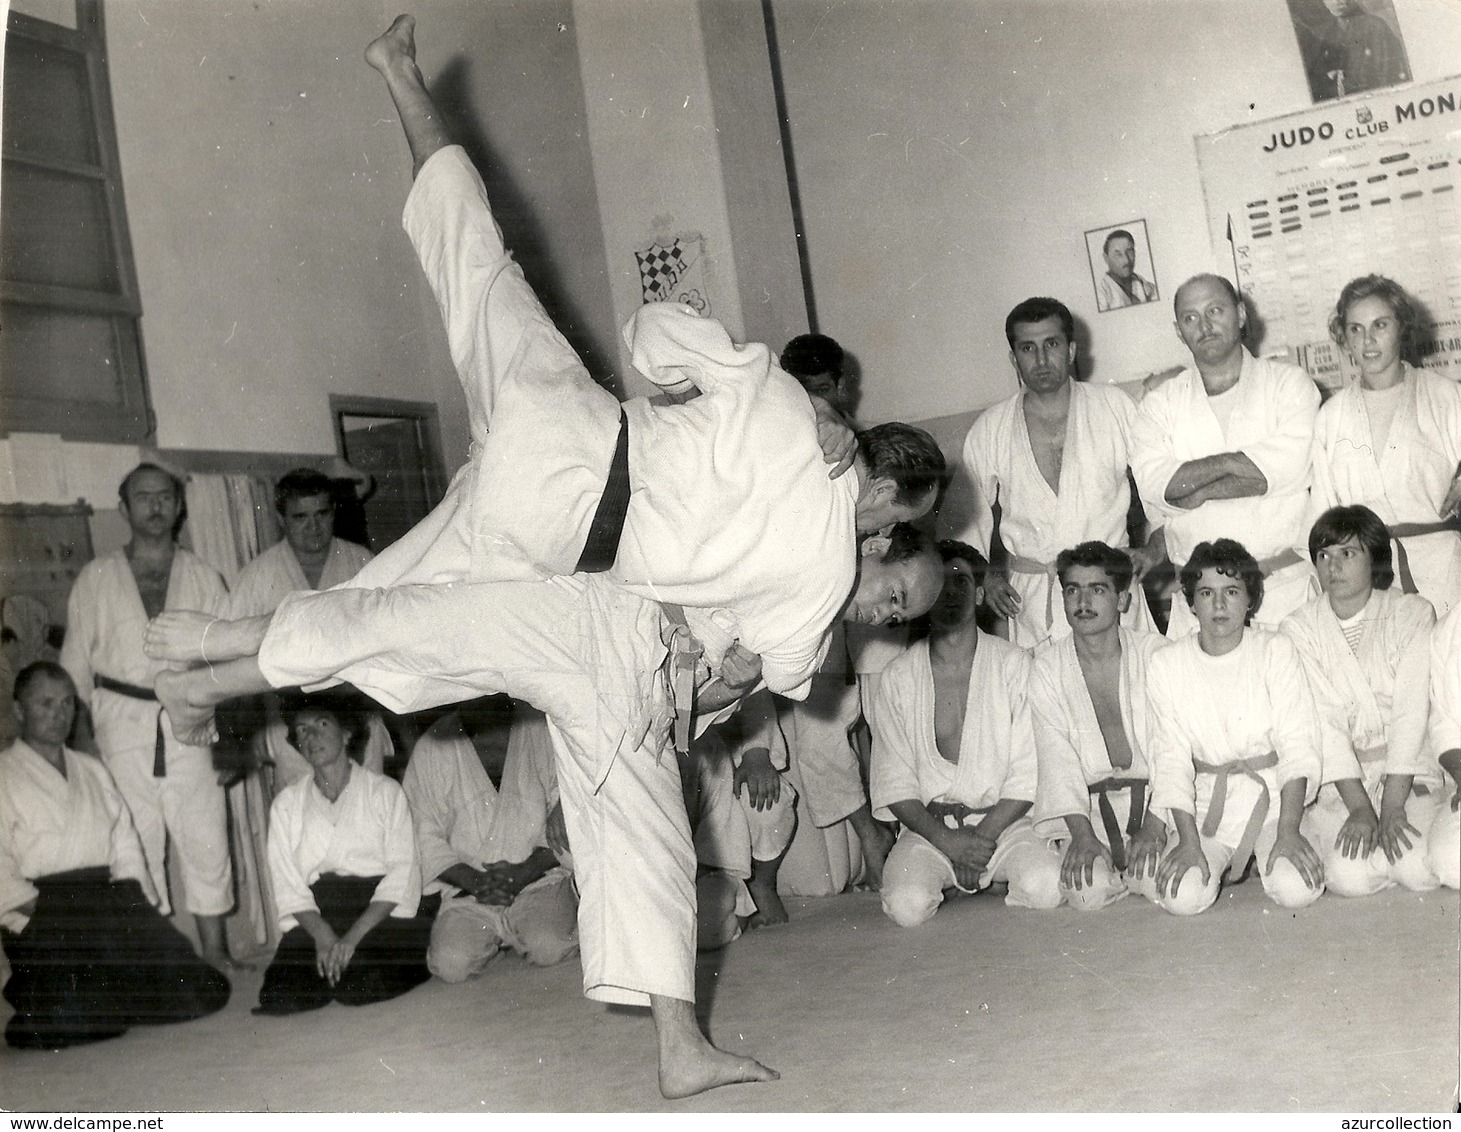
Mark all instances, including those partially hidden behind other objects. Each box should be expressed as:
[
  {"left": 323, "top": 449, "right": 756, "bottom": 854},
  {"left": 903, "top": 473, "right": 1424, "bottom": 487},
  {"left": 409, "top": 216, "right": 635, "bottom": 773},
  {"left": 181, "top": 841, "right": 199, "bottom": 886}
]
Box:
[
  {"left": 1310, "top": 365, "right": 1461, "bottom": 616},
  {"left": 1281, "top": 588, "right": 1441, "bottom": 894},
  {"left": 227, "top": 537, "right": 374, "bottom": 620},
  {"left": 1427, "top": 604, "right": 1461, "bottom": 888},
  {"left": 267, "top": 764, "right": 422, "bottom": 933},
  {"left": 1132, "top": 350, "right": 1321, "bottom": 633},
  {"left": 871, "top": 634, "right": 1061, "bottom": 922},
  {"left": 1097, "top": 272, "right": 1157, "bottom": 312},
  {"left": 681, "top": 730, "right": 759, "bottom": 950},
  {"left": 349, "top": 144, "right": 855, "bottom": 700},
  {"left": 1147, "top": 629, "right": 1324, "bottom": 913},
  {"left": 1028, "top": 628, "right": 1166, "bottom": 909},
  {"left": 958, "top": 383, "right": 1153, "bottom": 646},
  {"left": 260, "top": 573, "right": 696, "bottom": 1007},
  {"left": 0, "top": 741, "right": 157, "bottom": 932},
  {"left": 402, "top": 708, "right": 576, "bottom": 980},
  {"left": 779, "top": 622, "right": 864, "bottom": 831},
  {"left": 60, "top": 550, "right": 232, "bottom": 916}
]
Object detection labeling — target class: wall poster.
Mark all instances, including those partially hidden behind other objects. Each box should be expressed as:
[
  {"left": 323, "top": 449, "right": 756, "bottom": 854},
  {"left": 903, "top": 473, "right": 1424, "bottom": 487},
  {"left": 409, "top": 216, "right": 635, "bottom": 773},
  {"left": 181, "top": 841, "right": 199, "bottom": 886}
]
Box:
[{"left": 1195, "top": 74, "right": 1461, "bottom": 388}]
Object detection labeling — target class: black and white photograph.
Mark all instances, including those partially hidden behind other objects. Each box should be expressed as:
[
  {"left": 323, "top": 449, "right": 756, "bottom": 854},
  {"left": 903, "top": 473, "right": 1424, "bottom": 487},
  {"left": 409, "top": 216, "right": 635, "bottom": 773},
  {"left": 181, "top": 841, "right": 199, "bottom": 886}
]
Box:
[{"left": 1, "top": 0, "right": 1459, "bottom": 1120}]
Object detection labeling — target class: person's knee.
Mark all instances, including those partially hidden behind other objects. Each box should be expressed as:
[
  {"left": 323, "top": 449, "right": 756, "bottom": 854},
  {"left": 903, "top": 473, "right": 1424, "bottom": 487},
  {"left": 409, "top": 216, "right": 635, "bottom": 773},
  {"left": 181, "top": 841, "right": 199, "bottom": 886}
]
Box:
[
  {"left": 1425, "top": 811, "right": 1460, "bottom": 890},
  {"left": 427, "top": 920, "right": 498, "bottom": 984},
  {"left": 880, "top": 878, "right": 941, "bottom": 927},
  {"left": 1322, "top": 847, "right": 1388, "bottom": 898},
  {"left": 1007, "top": 855, "right": 1063, "bottom": 911},
  {"left": 1158, "top": 868, "right": 1218, "bottom": 917},
  {"left": 1262, "top": 857, "right": 1324, "bottom": 910},
  {"left": 1062, "top": 859, "right": 1127, "bottom": 912}
]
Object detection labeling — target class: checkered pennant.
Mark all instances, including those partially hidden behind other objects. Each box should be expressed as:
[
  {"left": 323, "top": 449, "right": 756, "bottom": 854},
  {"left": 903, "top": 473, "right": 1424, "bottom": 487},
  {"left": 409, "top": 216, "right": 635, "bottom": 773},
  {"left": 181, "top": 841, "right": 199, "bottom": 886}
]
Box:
[{"left": 636, "top": 240, "right": 688, "bottom": 303}]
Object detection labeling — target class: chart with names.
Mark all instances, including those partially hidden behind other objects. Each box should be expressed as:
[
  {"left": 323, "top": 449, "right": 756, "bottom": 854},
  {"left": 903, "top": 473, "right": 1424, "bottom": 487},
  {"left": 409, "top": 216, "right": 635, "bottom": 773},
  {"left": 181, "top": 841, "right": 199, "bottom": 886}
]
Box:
[{"left": 1196, "top": 74, "right": 1461, "bottom": 387}]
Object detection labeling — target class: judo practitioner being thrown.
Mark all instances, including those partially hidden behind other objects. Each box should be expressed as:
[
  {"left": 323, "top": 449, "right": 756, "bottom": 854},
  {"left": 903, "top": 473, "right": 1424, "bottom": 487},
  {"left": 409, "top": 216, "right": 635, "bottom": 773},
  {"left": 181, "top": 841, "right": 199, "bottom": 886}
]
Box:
[{"left": 145, "top": 15, "right": 945, "bottom": 1098}]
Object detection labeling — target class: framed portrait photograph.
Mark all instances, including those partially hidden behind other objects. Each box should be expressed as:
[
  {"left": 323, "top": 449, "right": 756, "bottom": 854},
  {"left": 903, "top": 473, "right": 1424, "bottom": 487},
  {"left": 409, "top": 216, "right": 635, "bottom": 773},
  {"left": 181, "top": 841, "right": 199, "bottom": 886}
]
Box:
[
  {"left": 1286, "top": 0, "right": 1411, "bottom": 104},
  {"left": 1085, "top": 220, "right": 1159, "bottom": 313}
]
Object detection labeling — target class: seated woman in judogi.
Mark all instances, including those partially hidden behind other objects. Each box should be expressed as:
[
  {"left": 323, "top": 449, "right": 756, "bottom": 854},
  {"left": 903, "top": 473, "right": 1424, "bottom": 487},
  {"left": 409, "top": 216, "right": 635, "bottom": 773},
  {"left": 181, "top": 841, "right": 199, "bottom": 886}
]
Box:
[
  {"left": 1281, "top": 505, "right": 1444, "bottom": 896},
  {"left": 256, "top": 690, "right": 433, "bottom": 1015},
  {"left": 1427, "top": 604, "right": 1461, "bottom": 889},
  {"left": 1311, "top": 274, "right": 1461, "bottom": 617},
  {"left": 0, "top": 661, "right": 228, "bottom": 1049},
  {"left": 1148, "top": 540, "right": 1326, "bottom": 915}
]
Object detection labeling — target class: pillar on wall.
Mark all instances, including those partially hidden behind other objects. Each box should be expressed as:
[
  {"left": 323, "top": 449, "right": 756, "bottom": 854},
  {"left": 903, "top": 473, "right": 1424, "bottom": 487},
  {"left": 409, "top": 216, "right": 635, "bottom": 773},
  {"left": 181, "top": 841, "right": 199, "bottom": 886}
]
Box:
[{"left": 572, "top": 0, "right": 807, "bottom": 393}]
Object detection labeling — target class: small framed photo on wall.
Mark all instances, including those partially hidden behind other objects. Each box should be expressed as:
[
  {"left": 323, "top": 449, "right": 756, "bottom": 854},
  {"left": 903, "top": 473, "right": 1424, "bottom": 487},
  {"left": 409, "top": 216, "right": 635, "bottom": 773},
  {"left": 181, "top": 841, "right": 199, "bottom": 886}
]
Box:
[{"left": 1086, "top": 220, "right": 1159, "bottom": 313}]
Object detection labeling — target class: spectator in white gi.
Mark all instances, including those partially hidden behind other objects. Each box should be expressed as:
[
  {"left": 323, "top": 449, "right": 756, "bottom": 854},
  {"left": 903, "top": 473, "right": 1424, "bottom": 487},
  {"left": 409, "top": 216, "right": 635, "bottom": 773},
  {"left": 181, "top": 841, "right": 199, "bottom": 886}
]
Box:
[
  {"left": 1281, "top": 506, "right": 1443, "bottom": 895},
  {"left": 1095, "top": 230, "right": 1157, "bottom": 312},
  {"left": 1132, "top": 275, "right": 1321, "bottom": 635},
  {"left": 403, "top": 698, "right": 577, "bottom": 983},
  {"left": 1149, "top": 539, "right": 1326, "bottom": 915},
  {"left": 1028, "top": 542, "right": 1168, "bottom": 911},
  {"left": 1310, "top": 274, "right": 1461, "bottom": 617},
  {"left": 958, "top": 296, "right": 1162, "bottom": 646},
  {"left": 873, "top": 541, "right": 1062, "bottom": 926},
  {"left": 0, "top": 662, "right": 229, "bottom": 1049},
  {"left": 256, "top": 691, "right": 432, "bottom": 1015},
  {"left": 1425, "top": 603, "right": 1461, "bottom": 889},
  {"left": 59, "top": 462, "right": 239, "bottom": 969},
  {"left": 229, "top": 467, "right": 391, "bottom": 783}
]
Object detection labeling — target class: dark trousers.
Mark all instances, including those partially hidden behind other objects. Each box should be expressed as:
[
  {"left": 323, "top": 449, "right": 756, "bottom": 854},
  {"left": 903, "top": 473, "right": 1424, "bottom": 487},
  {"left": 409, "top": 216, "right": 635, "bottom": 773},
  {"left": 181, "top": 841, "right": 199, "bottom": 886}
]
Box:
[
  {"left": 3, "top": 867, "right": 230, "bottom": 1051},
  {"left": 255, "top": 875, "right": 434, "bottom": 1015}
]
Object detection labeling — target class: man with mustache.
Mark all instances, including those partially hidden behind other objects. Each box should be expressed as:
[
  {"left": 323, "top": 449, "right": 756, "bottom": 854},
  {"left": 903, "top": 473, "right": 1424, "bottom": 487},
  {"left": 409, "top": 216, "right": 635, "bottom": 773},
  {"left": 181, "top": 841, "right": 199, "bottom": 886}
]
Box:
[{"left": 1131, "top": 273, "right": 1321, "bottom": 635}]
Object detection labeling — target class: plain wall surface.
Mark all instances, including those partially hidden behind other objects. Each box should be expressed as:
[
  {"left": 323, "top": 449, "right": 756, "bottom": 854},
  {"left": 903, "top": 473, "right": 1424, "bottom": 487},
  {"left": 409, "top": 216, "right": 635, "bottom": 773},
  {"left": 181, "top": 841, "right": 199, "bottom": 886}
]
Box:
[{"left": 769, "top": 0, "right": 1461, "bottom": 425}]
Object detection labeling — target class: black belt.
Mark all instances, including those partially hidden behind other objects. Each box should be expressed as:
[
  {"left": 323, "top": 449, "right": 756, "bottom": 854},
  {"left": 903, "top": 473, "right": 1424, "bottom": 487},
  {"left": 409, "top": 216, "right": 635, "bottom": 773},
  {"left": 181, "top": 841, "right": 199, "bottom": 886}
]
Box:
[
  {"left": 1089, "top": 777, "right": 1147, "bottom": 872},
  {"left": 574, "top": 409, "right": 631, "bottom": 574},
  {"left": 94, "top": 674, "right": 167, "bottom": 778}
]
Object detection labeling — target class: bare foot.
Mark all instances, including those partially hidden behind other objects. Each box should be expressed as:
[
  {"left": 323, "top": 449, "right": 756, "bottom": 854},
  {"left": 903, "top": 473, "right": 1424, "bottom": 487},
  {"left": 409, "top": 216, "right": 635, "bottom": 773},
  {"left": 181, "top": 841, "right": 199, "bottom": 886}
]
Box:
[
  {"left": 745, "top": 878, "right": 789, "bottom": 928},
  {"left": 659, "top": 1041, "right": 780, "bottom": 1100},
  {"left": 144, "top": 611, "right": 220, "bottom": 663},
  {"left": 366, "top": 14, "right": 417, "bottom": 74},
  {"left": 854, "top": 821, "right": 895, "bottom": 892},
  {"left": 156, "top": 670, "right": 220, "bottom": 746}
]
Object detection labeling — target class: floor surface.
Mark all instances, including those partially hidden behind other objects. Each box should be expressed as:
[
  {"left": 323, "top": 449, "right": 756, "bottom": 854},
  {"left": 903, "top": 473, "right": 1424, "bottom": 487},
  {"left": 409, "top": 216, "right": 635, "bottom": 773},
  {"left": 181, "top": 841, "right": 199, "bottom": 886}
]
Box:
[{"left": 3, "top": 883, "right": 1457, "bottom": 1113}]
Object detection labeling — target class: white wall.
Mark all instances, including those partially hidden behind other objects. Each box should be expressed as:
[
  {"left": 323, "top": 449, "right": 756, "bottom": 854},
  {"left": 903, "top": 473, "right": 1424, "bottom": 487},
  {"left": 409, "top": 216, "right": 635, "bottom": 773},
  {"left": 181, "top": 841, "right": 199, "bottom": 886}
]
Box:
[{"left": 771, "top": 0, "right": 1461, "bottom": 426}]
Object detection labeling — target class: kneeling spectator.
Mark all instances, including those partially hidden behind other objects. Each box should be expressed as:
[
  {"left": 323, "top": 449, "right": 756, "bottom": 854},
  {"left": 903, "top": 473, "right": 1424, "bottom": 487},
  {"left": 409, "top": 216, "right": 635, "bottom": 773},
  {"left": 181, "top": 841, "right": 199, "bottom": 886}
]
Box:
[
  {"left": 402, "top": 698, "right": 577, "bottom": 983},
  {"left": 1282, "top": 506, "right": 1444, "bottom": 895},
  {"left": 256, "top": 691, "right": 432, "bottom": 1014},
  {"left": 1149, "top": 540, "right": 1326, "bottom": 915},
  {"left": 1, "top": 662, "right": 228, "bottom": 1049},
  {"left": 871, "top": 541, "right": 1061, "bottom": 926},
  {"left": 1428, "top": 604, "right": 1461, "bottom": 889}
]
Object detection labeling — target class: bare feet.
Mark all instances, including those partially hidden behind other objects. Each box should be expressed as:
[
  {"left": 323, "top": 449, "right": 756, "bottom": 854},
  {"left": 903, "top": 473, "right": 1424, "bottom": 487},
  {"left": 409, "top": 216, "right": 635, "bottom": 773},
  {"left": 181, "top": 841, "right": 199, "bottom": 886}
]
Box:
[
  {"left": 144, "top": 611, "right": 220, "bottom": 663},
  {"left": 366, "top": 14, "right": 417, "bottom": 75},
  {"left": 651, "top": 994, "right": 778, "bottom": 1099},
  {"left": 851, "top": 812, "right": 895, "bottom": 892},
  {"left": 746, "top": 877, "right": 789, "bottom": 928},
  {"left": 156, "top": 670, "right": 220, "bottom": 747},
  {"left": 145, "top": 611, "right": 268, "bottom": 664},
  {"left": 658, "top": 1040, "right": 780, "bottom": 1100}
]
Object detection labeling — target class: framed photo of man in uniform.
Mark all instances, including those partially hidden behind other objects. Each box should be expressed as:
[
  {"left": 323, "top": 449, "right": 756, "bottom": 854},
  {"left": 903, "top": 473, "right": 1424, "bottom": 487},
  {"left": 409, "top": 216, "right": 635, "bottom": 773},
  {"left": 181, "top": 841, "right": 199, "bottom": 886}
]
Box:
[
  {"left": 1085, "top": 219, "right": 1159, "bottom": 314},
  {"left": 1286, "top": 0, "right": 1411, "bottom": 104}
]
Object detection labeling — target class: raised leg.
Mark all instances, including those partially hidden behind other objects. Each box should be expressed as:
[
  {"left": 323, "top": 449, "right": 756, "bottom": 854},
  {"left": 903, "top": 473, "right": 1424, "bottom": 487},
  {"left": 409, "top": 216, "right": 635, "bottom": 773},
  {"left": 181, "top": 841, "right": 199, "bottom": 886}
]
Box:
[{"left": 365, "top": 15, "right": 451, "bottom": 179}]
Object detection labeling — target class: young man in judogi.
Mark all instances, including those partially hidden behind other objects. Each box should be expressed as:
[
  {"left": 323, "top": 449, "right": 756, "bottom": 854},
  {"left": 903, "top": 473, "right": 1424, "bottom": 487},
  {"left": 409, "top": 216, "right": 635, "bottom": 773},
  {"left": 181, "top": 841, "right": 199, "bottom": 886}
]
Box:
[
  {"left": 1281, "top": 506, "right": 1444, "bottom": 895},
  {"left": 1028, "top": 541, "right": 1168, "bottom": 910},
  {"left": 872, "top": 541, "right": 1062, "bottom": 926},
  {"left": 1148, "top": 539, "right": 1326, "bottom": 915},
  {"left": 957, "top": 297, "right": 1161, "bottom": 647}
]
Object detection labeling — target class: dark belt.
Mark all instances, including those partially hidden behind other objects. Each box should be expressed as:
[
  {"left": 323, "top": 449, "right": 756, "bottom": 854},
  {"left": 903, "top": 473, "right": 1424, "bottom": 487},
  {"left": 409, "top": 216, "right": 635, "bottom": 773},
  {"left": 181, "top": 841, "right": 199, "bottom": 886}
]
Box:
[
  {"left": 94, "top": 674, "right": 167, "bottom": 778},
  {"left": 1088, "top": 777, "right": 1147, "bottom": 872},
  {"left": 574, "top": 409, "right": 631, "bottom": 573},
  {"left": 925, "top": 800, "right": 992, "bottom": 825},
  {"left": 1388, "top": 520, "right": 1460, "bottom": 595}
]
